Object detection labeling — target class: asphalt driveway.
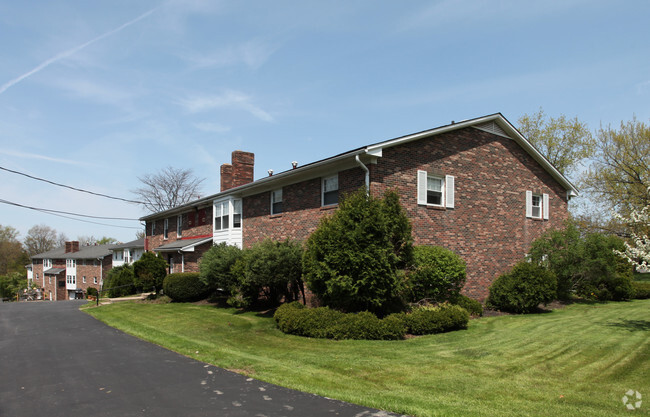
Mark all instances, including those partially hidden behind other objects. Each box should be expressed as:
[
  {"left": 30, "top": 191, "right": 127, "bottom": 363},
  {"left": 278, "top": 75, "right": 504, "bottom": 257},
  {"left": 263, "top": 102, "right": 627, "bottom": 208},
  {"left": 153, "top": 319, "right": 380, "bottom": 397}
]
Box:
[{"left": 0, "top": 301, "right": 404, "bottom": 417}]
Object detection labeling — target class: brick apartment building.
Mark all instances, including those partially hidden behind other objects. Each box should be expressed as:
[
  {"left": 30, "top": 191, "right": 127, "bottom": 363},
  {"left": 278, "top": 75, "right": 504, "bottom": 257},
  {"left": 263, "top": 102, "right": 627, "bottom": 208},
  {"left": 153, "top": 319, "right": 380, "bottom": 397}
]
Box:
[
  {"left": 142, "top": 113, "right": 578, "bottom": 299},
  {"left": 29, "top": 241, "right": 113, "bottom": 301}
]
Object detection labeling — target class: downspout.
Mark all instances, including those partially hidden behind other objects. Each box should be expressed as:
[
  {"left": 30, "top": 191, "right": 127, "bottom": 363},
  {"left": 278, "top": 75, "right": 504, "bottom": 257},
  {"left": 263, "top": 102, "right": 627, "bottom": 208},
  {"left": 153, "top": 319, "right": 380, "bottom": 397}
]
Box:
[
  {"left": 179, "top": 251, "right": 185, "bottom": 273},
  {"left": 355, "top": 155, "right": 370, "bottom": 193}
]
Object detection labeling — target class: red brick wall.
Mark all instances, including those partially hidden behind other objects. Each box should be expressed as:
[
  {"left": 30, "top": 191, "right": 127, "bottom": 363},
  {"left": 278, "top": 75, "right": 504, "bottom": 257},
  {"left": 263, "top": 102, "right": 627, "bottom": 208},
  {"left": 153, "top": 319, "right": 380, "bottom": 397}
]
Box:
[
  {"left": 242, "top": 127, "right": 568, "bottom": 300},
  {"left": 243, "top": 167, "right": 366, "bottom": 245}
]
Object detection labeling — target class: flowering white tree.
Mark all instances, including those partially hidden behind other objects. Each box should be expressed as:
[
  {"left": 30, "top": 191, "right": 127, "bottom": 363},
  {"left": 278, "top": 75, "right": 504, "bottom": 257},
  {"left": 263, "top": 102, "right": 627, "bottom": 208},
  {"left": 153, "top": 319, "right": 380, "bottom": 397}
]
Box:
[{"left": 614, "top": 193, "right": 650, "bottom": 272}]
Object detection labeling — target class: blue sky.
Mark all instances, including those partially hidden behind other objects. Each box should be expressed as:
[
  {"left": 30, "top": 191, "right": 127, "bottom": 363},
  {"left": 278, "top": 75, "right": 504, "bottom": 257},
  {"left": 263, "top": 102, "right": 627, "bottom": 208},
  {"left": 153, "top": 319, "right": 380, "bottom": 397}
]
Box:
[{"left": 1, "top": 0, "right": 649, "bottom": 243}]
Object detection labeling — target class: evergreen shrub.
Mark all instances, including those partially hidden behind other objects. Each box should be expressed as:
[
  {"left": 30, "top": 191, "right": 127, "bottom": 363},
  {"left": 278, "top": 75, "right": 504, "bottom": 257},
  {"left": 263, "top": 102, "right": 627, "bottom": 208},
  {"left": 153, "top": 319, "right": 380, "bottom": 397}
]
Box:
[
  {"left": 104, "top": 265, "right": 136, "bottom": 298},
  {"left": 163, "top": 272, "right": 209, "bottom": 302},
  {"left": 407, "top": 246, "right": 466, "bottom": 303},
  {"left": 402, "top": 304, "right": 469, "bottom": 335},
  {"left": 632, "top": 281, "right": 650, "bottom": 299},
  {"left": 449, "top": 294, "right": 483, "bottom": 316},
  {"left": 199, "top": 242, "right": 242, "bottom": 294},
  {"left": 486, "top": 261, "right": 557, "bottom": 313}
]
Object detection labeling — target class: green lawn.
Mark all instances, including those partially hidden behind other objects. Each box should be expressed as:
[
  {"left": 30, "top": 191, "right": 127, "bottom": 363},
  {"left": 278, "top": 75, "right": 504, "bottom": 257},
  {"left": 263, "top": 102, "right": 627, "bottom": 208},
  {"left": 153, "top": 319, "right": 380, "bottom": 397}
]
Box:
[{"left": 85, "top": 300, "right": 650, "bottom": 417}]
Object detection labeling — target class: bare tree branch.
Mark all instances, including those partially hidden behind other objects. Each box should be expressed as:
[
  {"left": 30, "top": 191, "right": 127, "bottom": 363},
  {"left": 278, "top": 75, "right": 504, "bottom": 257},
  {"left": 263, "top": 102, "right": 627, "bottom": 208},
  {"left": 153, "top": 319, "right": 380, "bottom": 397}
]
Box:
[{"left": 132, "top": 166, "right": 205, "bottom": 213}]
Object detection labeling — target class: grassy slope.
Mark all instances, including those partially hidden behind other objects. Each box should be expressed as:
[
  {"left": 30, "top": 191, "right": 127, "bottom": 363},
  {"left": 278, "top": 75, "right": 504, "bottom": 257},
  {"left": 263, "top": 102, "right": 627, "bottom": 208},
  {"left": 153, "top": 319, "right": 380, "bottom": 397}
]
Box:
[{"left": 86, "top": 300, "right": 650, "bottom": 417}]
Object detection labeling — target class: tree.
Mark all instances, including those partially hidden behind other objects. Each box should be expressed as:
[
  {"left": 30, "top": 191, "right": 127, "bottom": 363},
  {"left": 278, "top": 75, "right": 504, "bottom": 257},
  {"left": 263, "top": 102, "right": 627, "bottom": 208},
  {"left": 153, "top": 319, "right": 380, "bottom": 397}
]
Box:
[
  {"left": 132, "top": 166, "right": 205, "bottom": 213},
  {"left": 103, "top": 265, "right": 136, "bottom": 298},
  {"left": 199, "top": 242, "right": 243, "bottom": 294},
  {"left": 24, "top": 225, "right": 66, "bottom": 256},
  {"left": 614, "top": 198, "right": 650, "bottom": 273},
  {"left": 581, "top": 117, "right": 650, "bottom": 217},
  {"left": 517, "top": 108, "right": 593, "bottom": 177},
  {"left": 0, "top": 272, "right": 27, "bottom": 300},
  {"left": 303, "top": 188, "right": 413, "bottom": 315},
  {"left": 0, "top": 225, "right": 28, "bottom": 275},
  {"left": 132, "top": 252, "right": 167, "bottom": 293}
]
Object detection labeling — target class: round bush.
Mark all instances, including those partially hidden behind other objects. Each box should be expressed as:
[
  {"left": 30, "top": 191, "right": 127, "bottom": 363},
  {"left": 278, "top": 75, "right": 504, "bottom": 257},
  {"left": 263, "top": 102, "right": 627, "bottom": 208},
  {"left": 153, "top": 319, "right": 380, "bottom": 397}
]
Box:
[
  {"left": 86, "top": 287, "right": 98, "bottom": 297},
  {"left": 407, "top": 246, "right": 466, "bottom": 303},
  {"left": 403, "top": 304, "right": 469, "bottom": 335},
  {"left": 104, "top": 265, "right": 136, "bottom": 298},
  {"left": 487, "top": 261, "right": 557, "bottom": 314},
  {"left": 163, "top": 272, "right": 209, "bottom": 302},
  {"left": 632, "top": 282, "right": 650, "bottom": 299}
]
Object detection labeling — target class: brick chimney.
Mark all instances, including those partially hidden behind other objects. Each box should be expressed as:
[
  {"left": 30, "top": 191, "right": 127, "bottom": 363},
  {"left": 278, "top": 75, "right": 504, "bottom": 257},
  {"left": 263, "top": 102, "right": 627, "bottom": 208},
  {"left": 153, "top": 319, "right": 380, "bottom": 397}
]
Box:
[
  {"left": 220, "top": 150, "right": 254, "bottom": 191},
  {"left": 65, "top": 241, "right": 80, "bottom": 253}
]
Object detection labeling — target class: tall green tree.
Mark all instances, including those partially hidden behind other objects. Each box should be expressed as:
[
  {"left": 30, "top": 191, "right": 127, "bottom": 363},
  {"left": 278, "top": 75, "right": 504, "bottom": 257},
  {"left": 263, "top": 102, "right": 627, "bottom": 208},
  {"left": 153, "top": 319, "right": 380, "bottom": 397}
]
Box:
[
  {"left": 581, "top": 116, "right": 650, "bottom": 217},
  {"left": 0, "top": 225, "right": 28, "bottom": 275},
  {"left": 303, "top": 188, "right": 413, "bottom": 315},
  {"left": 517, "top": 108, "right": 593, "bottom": 177}
]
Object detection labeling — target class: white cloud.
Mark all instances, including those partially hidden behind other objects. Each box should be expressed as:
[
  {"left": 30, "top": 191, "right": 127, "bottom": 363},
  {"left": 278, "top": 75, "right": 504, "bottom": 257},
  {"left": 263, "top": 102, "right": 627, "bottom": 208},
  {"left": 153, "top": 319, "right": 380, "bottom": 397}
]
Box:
[
  {"left": 0, "top": 149, "right": 88, "bottom": 166},
  {"left": 179, "top": 90, "right": 274, "bottom": 122},
  {"left": 182, "top": 39, "right": 278, "bottom": 71},
  {"left": 53, "top": 78, "right": 136, "bottom": 106}
]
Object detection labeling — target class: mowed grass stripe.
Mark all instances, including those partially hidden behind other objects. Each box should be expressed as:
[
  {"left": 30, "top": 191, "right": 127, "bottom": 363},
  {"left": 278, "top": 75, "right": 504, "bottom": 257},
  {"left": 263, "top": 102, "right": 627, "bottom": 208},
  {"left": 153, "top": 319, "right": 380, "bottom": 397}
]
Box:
[{"left": 86, "top": 300, "right": 650, "bottom": 417}]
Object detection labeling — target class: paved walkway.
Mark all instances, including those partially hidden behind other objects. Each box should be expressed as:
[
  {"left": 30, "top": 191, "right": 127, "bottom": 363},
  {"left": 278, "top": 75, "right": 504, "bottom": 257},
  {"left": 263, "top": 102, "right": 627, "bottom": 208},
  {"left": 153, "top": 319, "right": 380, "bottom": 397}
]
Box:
[{"left": 0, "top": 301, "right": 405, "bottom": 417}]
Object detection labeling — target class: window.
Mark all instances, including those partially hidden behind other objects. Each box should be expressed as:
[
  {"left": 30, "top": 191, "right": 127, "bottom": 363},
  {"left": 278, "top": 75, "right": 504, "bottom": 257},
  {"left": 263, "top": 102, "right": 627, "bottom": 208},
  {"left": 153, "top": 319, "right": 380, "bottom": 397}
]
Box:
[
  {"left": 93, "top": 277, "right": 97, "bottom": 284},
  {"left": 526, "top": 191, "right": 549, "bottom": 220},
  {"left": 43, "top": 259, "right": 52, "bottom": 269},
  {"left": 271, "top": 189, "right": 283, "bottom": 215},
  {"left": 163, "top": 219, "right": 169, "bottom": 239},
  {"left": 177, "top": 214, "right": 183, "bottom": 237},
  {"left": 233, "top": 200, "right": 242, "bottom": 228},
  {"left": 93, "top": 260, "right": 99, "bottom": 267},
  {"left": 322, "top": 175, "right": 339, "bottom": 206},
  {"left": 83, "top": 276, "right": 86, "bottom": 283},
  {"left": 215, "top": 201, "right": 229, "bottom": 231},
  {"left": 417, "top": 171, "right": 455, "bottom": 208},
  {"left": 150, "top": 220, "right": 156, "bottom": 236},
  {"left": 66, "top": 275, "right": 76, "bottom": 285},
  {"left": 36, "top": 273, "right": 39, "bottom": 281},
  {"left": 66, "top": 259, "right": 76, "bottom": 268}
]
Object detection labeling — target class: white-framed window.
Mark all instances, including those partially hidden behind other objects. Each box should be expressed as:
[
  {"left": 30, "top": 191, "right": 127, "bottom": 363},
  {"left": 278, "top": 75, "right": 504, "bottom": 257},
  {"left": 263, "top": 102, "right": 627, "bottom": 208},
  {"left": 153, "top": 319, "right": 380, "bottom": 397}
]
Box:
[
  {"left": 36, "top": 273, "right": 39, "bottom": 281},
  {"left": 417, "top": 170, "right": 455, "bottom": 208},
  {"left": 113, "top": 251, "right": 123, "bottom": 261},
  {"left": 214, "top": 199, "right": 242, "bottom": 230},
  {"left": 177, "top": 214, "right": 183, "bottom": 237},
  {"left": 93, "top": 277, "right": 98, "bottom": 284},
  {"left": 93, "top": 260, "right": 98, "bottom": 267},
  {"left": 43, "top": 259, "right": 52, "bottom": 269},
  {"left": 150, "top": 220, "right": 155, "bottom": 236},
  {"left": 83, "top": 276, "right": 86, "bottom": 283},
  {"left": 271, "top": 189, "right": 283, "bottom": 215},
  {"left": 66, "top": 275, "right": 76, "bottom": 285},
  {"left": 526, "top": 191, "right": 549, "bottom": 220},
  {"left": 66, "top": 259, "right": 76, "bottom": 268},
  {"left": 322, "top": 175, "right": 339, "bottom": 206},
  {"left": 163, "top": 219, "right": 169, "bottom": 239}
]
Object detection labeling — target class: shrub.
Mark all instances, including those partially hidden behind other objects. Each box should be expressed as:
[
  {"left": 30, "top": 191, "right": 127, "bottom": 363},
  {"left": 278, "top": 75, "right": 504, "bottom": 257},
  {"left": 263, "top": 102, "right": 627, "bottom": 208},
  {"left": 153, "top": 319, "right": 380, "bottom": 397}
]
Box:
[
  {"left": 163, "top": 272, "right": 209, "bottom": 302},
  {"left": 632, "top": 281, "right": 650, "bottom": 299},
  {"left": 229, "top": 239, "right": 304, "bottom": 308},
  {"left": 104, "top": 265, "right": 136, "bottom": 298},
  {"left": 274, "top": 302, "right": 406, "bottom": 340},
  {"left": 86, "top": 287, "right": 98, "bottom": 297},
  {"left": 303, "top": 188, "right": 413, "bottom": 316},
  {"left": 199, "top": 243, "right": 243, "bottom": 294},
  {"left": 449, "top": 294, "right": 483, "bottom": 316},
  {"left": 133, "top": 252, "right": 167, "bottom": 293},
  {"left": 527, "top": 223, "right": 636, "bottom": 300},
  {"left": 407, "top": 246, "right": 466, "bottom": 303},
  {"left": 402, "top": 304, "right": 469, "bottom": 335},
  {"left": 486, "top": 261, "right": 557, "bottom": 314}
]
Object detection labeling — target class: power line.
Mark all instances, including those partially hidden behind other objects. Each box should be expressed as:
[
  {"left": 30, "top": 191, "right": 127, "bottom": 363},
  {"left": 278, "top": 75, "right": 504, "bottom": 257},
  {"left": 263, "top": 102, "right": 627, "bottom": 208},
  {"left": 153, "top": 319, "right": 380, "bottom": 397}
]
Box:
[
  {"left": 0, "top": 198, "right": 139, "bottom": 220},
  {"left": 0, "top": 165, "right": 143, "bottom": 204}
]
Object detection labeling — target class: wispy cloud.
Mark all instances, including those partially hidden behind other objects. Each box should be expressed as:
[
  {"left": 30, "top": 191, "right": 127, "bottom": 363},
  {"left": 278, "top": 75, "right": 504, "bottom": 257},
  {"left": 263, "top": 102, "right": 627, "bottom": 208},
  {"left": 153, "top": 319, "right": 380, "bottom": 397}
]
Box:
[
  {"left": 53, "top": 78, "right": 135, "bottom": 106},
  {"left": 0, "top": 7, "right": 157, "bottom": 95},
  {"left": 182, "top": 40, "right": 278, "bottom": 71},
  {"left": 193, "top": 122, "right": 231, "bottom": 133},
  {"left": 179, "top": 90, "right": 274, "bottom": 122},
  {"left": 0, "top": 149, "right": 88, "bottom": 166}
]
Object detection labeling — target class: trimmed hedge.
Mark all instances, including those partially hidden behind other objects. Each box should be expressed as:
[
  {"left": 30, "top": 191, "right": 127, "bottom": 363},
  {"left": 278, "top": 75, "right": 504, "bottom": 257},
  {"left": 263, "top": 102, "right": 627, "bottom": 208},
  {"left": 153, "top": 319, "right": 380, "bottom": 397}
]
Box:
[
  {"left": 274, "top": 302, "right": 406, "bottom": 340},
  {"left": 449, "top": 294, "right": 483, "bottom": 316},
  {"left": 163, "top": 272, "right": 209, "bottom": 302},
  {"left": 395, "top": 304, "right": 469, "bottom": 335},
  {"left": 487, "top": 261, "right": 557, "bottom": 314},
  {"left": 632, "top": 281, "right": 650, "bottom": 299}
]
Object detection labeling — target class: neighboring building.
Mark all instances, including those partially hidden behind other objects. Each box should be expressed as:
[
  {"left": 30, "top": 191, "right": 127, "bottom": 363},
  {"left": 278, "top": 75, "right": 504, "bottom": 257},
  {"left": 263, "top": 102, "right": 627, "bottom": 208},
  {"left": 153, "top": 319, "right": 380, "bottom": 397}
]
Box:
[
  {"left": 142, "top": 114, "right": 578, "bottom": 299},
  {"left": 110, "top": 238, "right": 145, "bottom": 268},
  {"left": 30, "top": 241, "right": 114, "bottom": 301}
]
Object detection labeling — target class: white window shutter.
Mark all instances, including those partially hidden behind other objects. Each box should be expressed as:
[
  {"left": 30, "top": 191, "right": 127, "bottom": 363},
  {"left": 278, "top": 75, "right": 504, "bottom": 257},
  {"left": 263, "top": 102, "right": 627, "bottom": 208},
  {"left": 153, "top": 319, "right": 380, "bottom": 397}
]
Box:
[
  {"left": 543, "top": 193, "right": 549, "bottom": 220},
  {"left": 417, "top": 170, "right": 427, "bottom": 205},
  {"left": 525, "top": 190, "right": 533, "bottom": 218},
  {"left": 445, "top": 175, "right": 455, "bottom": 208}
]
